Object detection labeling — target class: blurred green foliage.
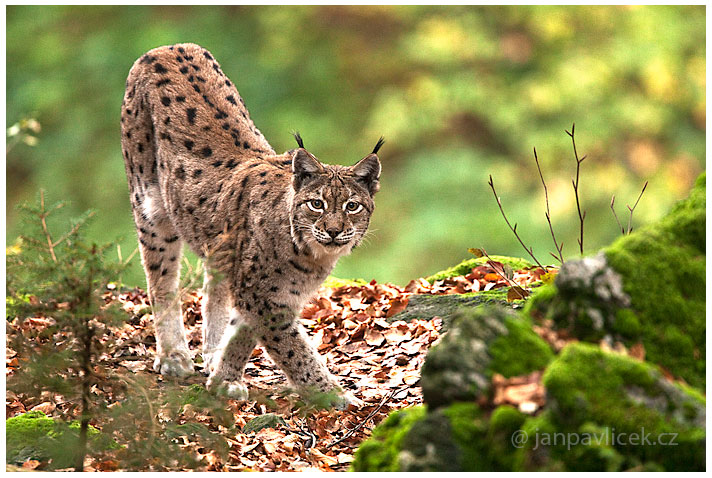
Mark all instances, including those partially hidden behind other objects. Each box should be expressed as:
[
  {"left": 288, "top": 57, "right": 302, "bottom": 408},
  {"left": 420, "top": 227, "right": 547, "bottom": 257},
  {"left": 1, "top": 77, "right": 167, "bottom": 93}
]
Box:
[{"left": 7, "top": 5, "right": 705, "bottom": 286}]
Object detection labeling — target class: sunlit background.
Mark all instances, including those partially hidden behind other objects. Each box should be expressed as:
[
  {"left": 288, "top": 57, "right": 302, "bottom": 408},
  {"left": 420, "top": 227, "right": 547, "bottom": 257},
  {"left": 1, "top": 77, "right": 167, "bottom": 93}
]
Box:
[{"left": 6, "top": 5, "right": 706, "bottom": 287}]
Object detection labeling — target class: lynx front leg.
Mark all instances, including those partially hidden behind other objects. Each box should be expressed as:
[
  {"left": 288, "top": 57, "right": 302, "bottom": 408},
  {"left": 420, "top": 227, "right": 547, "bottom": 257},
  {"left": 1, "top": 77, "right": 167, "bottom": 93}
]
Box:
[
  {"left": 206, "top": 316, "right": 257, "bottom": 400},
  {"left": 256, "top": 307, "right": 354, "bottom": 409},
  {"left": 201, "top": 270, "right": 232, "bottom": 374}
]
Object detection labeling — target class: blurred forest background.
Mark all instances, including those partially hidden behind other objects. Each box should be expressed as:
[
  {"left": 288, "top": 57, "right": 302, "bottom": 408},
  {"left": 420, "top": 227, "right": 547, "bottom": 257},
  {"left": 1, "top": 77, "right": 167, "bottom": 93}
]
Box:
[{"left": 6, "top": 5, "right": 706, "bottom": 287}]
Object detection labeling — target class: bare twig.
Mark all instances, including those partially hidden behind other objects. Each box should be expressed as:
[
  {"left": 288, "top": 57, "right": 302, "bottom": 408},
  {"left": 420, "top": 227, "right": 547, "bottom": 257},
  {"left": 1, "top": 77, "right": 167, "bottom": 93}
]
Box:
[
  {"left": 565, "top": 124, "right": 587, "bottom": 255},
  {"left": 480, "top": 248, "right": 528, "bottom": 300},
  {"left": 298, "top": 418, "right": 318, "bottom": 450},
  {"left": 326, "top": 387, "right": 402, "bottom": 448},
  {"left": 626, "top": 181, "right": 648, "bottom": 234},
  {"left": 610, "top": 195, "right": 625, "bottom": 235},
  {"left": 533, "top": 148, "right": 564, "bottom": 263},
  {"left": 487, "top": 175, "right": 547, "bottom": 270}
]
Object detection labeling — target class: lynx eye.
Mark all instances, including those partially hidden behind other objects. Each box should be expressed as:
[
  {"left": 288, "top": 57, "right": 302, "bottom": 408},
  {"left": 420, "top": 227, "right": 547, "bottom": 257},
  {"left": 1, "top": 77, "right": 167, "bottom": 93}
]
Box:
[
  {"left": 307, "top": 199, "right": 325, "bottom": 212},
  {"left": 344, "top": 201, "right": 363, "bottom": 214}
]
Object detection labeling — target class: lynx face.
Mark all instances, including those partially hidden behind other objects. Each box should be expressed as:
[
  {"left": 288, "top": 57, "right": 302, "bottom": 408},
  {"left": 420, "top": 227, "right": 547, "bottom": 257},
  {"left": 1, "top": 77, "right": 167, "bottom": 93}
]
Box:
[{"left": 289, "top": 148, "right": 381, "bottom": 258}]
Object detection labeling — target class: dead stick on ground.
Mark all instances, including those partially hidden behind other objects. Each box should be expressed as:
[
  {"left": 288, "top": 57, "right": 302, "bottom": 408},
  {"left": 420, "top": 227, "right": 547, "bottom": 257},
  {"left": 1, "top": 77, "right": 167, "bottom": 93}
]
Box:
[
  {"left": 326, "top": 387, "right": 403, "bottom": 448},
  {"left": 480, "top": 248, "right": 528, "bottom": 300}
]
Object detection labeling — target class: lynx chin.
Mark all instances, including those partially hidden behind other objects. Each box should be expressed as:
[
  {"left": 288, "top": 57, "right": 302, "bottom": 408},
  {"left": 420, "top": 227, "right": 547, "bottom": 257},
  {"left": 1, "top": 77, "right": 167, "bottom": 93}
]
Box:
[{"left": 120, "top": 43, "right": 382, "bottom": 408}]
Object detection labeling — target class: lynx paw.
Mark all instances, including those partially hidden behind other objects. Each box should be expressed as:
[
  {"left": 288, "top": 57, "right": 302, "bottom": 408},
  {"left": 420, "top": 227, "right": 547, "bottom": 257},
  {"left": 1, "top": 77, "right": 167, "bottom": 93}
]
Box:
[
  {"left": 201, "top": 350, "right": 220, "bottom": 376},
  {"left": 333, "top": 391, "right": 363, "bottom": 411},
  {"left": 153, "top": 350, "right": 194, "bottom": 377},
  {"left": 206, "top": 374, "right": 249, "bottom": 400}
]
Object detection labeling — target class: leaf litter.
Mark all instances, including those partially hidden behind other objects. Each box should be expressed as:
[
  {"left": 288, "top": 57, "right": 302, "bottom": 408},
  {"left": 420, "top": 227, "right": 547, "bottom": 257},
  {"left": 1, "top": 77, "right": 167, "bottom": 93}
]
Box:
[{"left": 7, "top": 264, "right": 552, "bottom": 471}]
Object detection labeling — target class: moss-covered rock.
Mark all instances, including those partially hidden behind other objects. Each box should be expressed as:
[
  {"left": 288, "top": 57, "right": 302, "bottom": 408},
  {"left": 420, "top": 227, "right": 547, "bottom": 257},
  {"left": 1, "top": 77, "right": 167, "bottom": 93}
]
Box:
[
  {"left": 352, "top": 402, "right": 527, "bottom": 472},
  {"left": 420, "top": 306, "right": 553, "bottom": 409},
  {"left": 528, "top": 173, "right": 706, "bottom": 388},
  {"left": 426, "top": 255, "right": 533, "bottom": 283},
  {"left": 351, "top": 406, "right": 427, "bottom": 471},
  {"left": 354, "top": 175, "right": 705, "bottom": 472},
  {"left": 604, "top": 172, "right": 705, "bottom": 388},
  {"left": 6, "top": 411, "right": 106, "bottom": 468},
  {"left": 515, "top": 343, "right": 705, "bottom": 471}
]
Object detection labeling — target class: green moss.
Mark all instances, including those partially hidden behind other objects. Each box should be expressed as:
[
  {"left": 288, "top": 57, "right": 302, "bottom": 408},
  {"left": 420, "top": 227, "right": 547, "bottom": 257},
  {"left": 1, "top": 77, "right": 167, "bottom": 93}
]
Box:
[
  {"left": 536, "top": 343, "right": 705, "bottom": 471},
  {"left": 488, "top": 316, "right": 554, "bottom": 378},
  {"left": 522, "top": 282, "right": 557, "bottom": 318},
  {"left": 426, "top": 255, "right": 533, "bottom": 283},
  {"left": 6, "top": 411, "right": 57, "bottom": 464},
  {"left": 604, "top": 172, "right": 705, "bottom": 388},
  {"left": 351, "top": 406, "right": 427, "bottom": 472},
  {"left": 6, "top": 411, "right": 106, "bottom": 468},
  {"left": 321, "top": 276, "right": 368, "bottom": 288}
]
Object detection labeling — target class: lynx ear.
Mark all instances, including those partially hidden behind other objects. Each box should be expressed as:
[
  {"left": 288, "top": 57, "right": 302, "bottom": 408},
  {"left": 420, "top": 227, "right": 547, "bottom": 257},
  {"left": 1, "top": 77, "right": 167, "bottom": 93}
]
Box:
[
  {"left": 292, "top": 149, "right": 324, "bottom": 189},
  {"left": 352, "top": 154, "right": 381, "bottom": 195}
]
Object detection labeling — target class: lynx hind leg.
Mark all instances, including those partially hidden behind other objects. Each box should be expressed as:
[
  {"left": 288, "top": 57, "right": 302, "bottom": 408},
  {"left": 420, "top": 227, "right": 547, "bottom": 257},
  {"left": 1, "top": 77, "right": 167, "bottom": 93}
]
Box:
[
  {"left": 206, "top": 315, "right": 257, "bottom": 400},
  {"left": 201, "top": 269, "right": 232, "bottom": 374},
  {"left": 133, "top": 187, "right": 193, "bottom": 377}
]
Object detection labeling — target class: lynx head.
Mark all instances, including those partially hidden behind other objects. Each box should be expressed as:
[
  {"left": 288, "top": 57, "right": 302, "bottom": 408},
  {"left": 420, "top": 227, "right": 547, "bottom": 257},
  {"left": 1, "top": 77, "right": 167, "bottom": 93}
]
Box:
[{"left": 289, "top": 133, "right": 382, "bottom": 258}]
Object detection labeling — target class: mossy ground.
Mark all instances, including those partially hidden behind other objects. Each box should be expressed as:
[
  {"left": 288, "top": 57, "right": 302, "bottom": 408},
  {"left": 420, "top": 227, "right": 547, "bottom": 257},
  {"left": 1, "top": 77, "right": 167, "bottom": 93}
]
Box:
[
  {"left": 6, "top": 411, "right": 107, "bottom": 468},
  {"left": 604, "top": 173, "right": 705, "bottom": 388},
  {"left": 426, "top": 255, "right": 533, "bottom": 283},
  {"left": 516, "top": 343, "right": 706, "bottom": 471},
  {"left": 350, "top": 406, "right": 426, "bottom": 471}
]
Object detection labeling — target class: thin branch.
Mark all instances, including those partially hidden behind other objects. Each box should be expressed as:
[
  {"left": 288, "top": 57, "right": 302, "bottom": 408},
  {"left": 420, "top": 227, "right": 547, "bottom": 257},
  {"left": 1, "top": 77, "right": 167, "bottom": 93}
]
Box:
[
  {"left": 487, "top": 175, "right": 547, "bottom": 270},
  {"left": 326, "top": 387, "right": 402, "bottom": 448},
  {"left": 298, "top": 418, "right": 318, "bottom": 450},
  {"left": 610, "top": 195, "right": 625, "bottom": 235},
  {"left": 626, "top": 181, "right": 648, "bottom": 234},
  {"left": 480, "top": 248, "right": 528, "bottom": 300},
  {"left": 565, "top": 124, "right": 586, "bottom": 255},
  {"left": 533, "top": 148, "right": 564, "bottom": 263}
]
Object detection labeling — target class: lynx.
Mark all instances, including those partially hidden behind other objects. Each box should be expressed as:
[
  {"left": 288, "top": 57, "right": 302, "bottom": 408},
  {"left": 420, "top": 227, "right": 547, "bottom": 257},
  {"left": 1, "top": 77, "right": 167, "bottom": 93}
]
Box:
[{"left": 120, "top": 43, "right": 381, "bottom": 406}]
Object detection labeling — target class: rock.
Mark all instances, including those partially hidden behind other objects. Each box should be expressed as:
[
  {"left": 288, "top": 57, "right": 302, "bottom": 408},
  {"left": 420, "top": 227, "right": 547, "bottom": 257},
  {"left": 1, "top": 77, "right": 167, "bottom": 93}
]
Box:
[
  {"left": 352, "top": 402, "right": 527, "bottom": 472},
  {"left": 528, "top": 172, "right": 706, "bottom": 388},
  {"left": 390, "top": 292, "right": 510, "bottom": 331},
  {"left": 242, "top": 413, "right": 287, "bottom": 434},
  {"left": 351, "top": 406, "right": 427, "bottom": 472},
  {"left": 353, "top": 174, "right": 706, "bottom": 472},
  {"left": 515, "top": 343, "right": 705, "bottom": 471},
  {"left": 420, "top": 305, "right": 553, "bottom": 409},
  {"left": 355, "top": 344, "right": 705, "bottom": 472}
]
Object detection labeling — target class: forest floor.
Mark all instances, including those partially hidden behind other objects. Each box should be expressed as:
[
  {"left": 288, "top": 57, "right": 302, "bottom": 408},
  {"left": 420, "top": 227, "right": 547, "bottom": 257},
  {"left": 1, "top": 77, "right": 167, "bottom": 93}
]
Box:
[{"left": 7, "top": 262, "right": 548, "bottom": 472}]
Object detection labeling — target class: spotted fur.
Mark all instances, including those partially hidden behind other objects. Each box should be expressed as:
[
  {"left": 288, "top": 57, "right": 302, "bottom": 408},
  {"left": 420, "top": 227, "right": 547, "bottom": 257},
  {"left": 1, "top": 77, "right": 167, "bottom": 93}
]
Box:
[{"left": 121, "top": 43, "right": 381, "bottom": 405}]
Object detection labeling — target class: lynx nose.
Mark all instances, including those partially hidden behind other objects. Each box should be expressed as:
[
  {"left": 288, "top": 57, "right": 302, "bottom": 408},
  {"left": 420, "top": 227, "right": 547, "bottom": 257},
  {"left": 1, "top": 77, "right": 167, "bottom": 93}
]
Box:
[{"left": 325, "top": 228, "right": 341, "bottom": 239}]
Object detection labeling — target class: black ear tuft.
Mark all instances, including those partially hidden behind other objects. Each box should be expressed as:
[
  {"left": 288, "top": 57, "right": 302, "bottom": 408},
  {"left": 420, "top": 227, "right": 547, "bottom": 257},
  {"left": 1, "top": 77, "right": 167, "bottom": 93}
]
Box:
[
  {"left": 372, "top": 136, "right": 385, "bottom": 155},
  {"left": 293, "top": 131, "right": 305, "bottom": 149}
]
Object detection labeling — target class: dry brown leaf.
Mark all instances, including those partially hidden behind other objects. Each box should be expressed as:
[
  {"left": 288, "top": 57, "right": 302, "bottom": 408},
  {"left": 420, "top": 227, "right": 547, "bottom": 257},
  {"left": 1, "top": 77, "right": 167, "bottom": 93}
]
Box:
[{"left": 364, "top": 329, "right": 385, "bottom": 347}]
